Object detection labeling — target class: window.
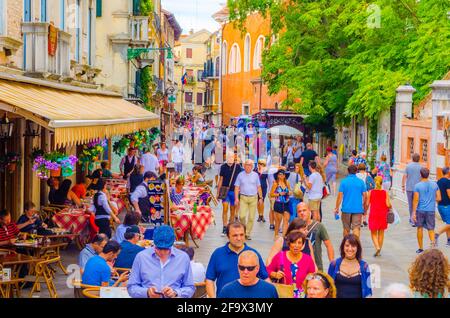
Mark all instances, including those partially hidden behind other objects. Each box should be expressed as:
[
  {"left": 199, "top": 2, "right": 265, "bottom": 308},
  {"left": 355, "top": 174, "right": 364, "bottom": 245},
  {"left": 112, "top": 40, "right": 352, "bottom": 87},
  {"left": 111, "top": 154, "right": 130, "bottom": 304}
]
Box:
[
  {"left": 228, "top": 43, "right": 241, "bottom": 74},
  {"left": 75, "top": 0, "right": 80, "bottom": 62},
  {"left": 0, "top": 0, "right": 5, "bottom": 35},
  {"left": 88, "top": 5, "right": 93, "bottom": 65},
  {"left": 24, "top": 0, "right": 32, "bottom": 22},
  {"left": 40, "top": 0, "right": 47, "bottom": 22},
  {"left": 215, "top": 57, "right": 220, "bottom": 77},
  {"left": 244, "top": 34, "right": 251, "bottom": 72},
  {"left": 242, "top": 103, "right": 250, "bottom": 115},
  {"left": 222, "top": 41, "right": 227, "bottom": 75},
  {"left": 253, "top": 36, "right": 265, "bottom": 70},
  {"left": 96, "top": 0, "right": 102, "bottom": 17},
  {"left": 60, "top": 0, "right": 66, "bottom": 30},
  {"left": 421, "top": 139, "right": 428, "bottom": 162},
  {"left": 185, "top": 92, "right": 193, "bottom": 103},
  {"left": 186, "top": 48, "right": 192, "bottom": 58},
  {"left": 275, "top": 102, "right": 279, "bottom": 110},
  {"left": 197, "top": 93, "right": 203, "bottom": 106},
  {"left": 197, "top": 70, "right": 203, "bottom": 81},
  {"left": 408, "top": 137, "right": 414, "bottom": 160}
]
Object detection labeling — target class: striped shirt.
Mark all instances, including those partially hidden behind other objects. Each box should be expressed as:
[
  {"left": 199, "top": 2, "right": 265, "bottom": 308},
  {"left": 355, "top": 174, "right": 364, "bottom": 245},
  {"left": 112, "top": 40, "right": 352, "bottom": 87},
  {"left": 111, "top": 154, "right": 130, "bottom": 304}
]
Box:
[
  {"left": 170, "top": 187, "right": 184, "bottom": 205},
  {"left": 0, "top": 223, "right": 20, "bottom": 242}
]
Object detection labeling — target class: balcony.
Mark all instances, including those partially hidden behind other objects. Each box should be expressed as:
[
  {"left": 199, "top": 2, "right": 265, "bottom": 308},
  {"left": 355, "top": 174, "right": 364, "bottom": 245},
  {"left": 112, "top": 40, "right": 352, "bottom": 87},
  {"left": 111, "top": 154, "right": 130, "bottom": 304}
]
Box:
[
  {"left": 185, "top": 76, "right": 196, "bottom": 85},
  {"left": 22, "top": 22, "right": 71, "bottom": 79},
  {"left": 153, "top": 75, "right": 164, "bottom": 93},
  {"left": 130, "top": 16, "right": 150, "bottom": 46}
]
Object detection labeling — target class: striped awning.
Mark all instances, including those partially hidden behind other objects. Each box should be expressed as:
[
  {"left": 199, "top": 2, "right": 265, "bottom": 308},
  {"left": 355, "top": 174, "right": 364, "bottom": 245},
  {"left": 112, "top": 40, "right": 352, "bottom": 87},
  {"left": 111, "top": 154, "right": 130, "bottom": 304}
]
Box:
[{"left": 0, "top": 76, "right": 159, "bottom": 147}]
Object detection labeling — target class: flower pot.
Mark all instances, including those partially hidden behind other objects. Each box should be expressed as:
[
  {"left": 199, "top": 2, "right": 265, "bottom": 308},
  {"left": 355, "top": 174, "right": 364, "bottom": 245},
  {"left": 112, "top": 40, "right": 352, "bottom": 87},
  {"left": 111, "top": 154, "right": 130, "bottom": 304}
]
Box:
[
  {"left": 7, "top": 163, "right": 16, "bottom": 172},
  {"left": 50, "top": 168, "right": 61, "bottom": 177}
]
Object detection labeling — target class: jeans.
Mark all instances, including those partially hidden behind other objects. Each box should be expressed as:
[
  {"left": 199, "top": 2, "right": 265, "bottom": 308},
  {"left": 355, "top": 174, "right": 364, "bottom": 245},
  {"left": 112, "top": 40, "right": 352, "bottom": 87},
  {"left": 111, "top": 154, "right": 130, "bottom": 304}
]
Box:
[
  {"left": 175, "top": 162, "right": 183, "bottom": 173},
  {"left": 407, "top": 191, "right": 414, "bottom": 222},
  {"left": 238, "top": 195, "right": 258, "bottom": 236}
]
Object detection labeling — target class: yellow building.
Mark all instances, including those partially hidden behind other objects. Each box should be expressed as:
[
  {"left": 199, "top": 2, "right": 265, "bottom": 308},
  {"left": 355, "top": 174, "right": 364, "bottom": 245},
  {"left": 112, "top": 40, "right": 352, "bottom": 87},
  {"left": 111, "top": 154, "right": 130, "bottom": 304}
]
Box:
[
  {"left": 203, "top": 30, "right": 221, "bottom": 125},
  {"left": 174, "top": 29, "right": 210, "bottom": 116}
]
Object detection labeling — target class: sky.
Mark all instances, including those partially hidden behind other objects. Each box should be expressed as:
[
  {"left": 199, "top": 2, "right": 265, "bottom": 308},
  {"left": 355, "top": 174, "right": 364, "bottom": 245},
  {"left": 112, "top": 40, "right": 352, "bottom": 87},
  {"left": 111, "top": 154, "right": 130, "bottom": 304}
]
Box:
[{"left": 161, "top": 0, "right": 225, "bottom": 34}]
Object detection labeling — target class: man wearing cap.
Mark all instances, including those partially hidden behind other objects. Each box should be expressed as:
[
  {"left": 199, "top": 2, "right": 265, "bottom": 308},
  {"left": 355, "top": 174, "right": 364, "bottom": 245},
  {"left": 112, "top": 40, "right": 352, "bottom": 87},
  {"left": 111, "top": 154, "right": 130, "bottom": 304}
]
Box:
[
  {"left": 114, "top": 226, "right": 145, "bottom": 269},
  {"left": 234, "top": 159, "right": 263, "bottom": 240},
  {"left": 127, "top": 225, "right": 195, "bottom": 298}
]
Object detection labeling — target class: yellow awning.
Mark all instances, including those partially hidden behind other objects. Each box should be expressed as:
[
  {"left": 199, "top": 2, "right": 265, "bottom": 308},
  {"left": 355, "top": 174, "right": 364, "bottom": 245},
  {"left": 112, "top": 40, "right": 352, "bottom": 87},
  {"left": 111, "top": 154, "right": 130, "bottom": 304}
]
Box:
[{"left": 0, "top": 77, "right": 159, "bottom": 147}]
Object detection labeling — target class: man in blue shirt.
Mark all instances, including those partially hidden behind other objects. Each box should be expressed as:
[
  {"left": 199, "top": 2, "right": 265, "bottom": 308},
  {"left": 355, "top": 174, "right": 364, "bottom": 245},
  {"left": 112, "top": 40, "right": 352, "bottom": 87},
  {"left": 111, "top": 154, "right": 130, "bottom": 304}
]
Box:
[
  {"left": 127, "top": 225, "right": 194, "bottom": 298},
  {"left": 115, "top": 226, "right": 145, "bottom": 269},
  {"left": 335, "top": 165, "right": 367, "bottom": 239},
  {"left": 82, "top": 240, "right": 128, "bottom": 287},
  {"left": 412, "top": 168, "right": 441, "bottom": 253},
  {"left": 78, "top": 233, "right": 108, "bottom": 271},
  {"left": 206, "top": 222, "right": 269, "bottom": 298},
  {"left": 218, "top": 250, "right": 278, "bottom": 298}
]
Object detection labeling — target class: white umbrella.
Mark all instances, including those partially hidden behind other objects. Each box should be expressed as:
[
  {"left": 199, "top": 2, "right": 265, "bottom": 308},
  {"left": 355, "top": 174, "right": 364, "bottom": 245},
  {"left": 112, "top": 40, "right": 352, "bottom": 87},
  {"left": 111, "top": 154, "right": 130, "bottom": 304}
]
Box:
[{"left": 267, "top": 125, "right": 303, "bottom": 136}]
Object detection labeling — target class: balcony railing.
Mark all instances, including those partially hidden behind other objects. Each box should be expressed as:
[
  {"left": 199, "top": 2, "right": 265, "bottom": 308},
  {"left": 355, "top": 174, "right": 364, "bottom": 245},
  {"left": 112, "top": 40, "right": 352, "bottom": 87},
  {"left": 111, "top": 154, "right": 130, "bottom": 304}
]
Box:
[
  {"left": 130, "top": 16, "right": 149, "bottom": 44},
  {"left": 22, "top": 22, "right": 71, "bottom": 78},
  {"left": 185, "top": 76, "right": 195, "bottom": 85}
]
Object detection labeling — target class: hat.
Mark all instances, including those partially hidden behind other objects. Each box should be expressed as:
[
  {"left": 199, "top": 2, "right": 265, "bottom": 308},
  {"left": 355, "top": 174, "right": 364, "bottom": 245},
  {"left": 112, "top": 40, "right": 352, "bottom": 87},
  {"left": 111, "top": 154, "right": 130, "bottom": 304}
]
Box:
[
  {"left": 273, "top": 169, "right": 290, "bottom": 180},
  {"left": 153, "top": 225, "right": 175, "bottom": 249},
  {"left": 125, "top": 225, "right": 140, "bottom": 234}
]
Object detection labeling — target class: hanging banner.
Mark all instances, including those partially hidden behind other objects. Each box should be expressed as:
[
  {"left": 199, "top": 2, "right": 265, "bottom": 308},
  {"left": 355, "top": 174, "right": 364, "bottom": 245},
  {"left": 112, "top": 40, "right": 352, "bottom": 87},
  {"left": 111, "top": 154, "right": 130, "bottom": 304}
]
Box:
[{"left": 48, "top": 24, "right": 58, "bottom": 56}]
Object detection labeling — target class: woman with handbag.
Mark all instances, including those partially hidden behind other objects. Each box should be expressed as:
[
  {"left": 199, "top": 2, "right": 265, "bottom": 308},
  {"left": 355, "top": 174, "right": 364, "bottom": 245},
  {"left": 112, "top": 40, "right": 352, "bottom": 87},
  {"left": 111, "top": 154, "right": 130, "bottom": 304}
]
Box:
[
  {"left": 267, "top": 231, "right": 316, "bottom": 298},
  {"left": 287, "top": 164, "right": 303, "bottom": 222},
  {"left": 368, "top": 176, "right": 392, "bottom": 257}
]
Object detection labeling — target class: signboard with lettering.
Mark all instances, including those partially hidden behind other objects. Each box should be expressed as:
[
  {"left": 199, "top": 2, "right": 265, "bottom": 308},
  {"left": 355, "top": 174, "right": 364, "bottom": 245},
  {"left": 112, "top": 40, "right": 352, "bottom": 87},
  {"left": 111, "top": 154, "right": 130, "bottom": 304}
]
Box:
[{"left": 142, "top": 180, "right": 165, "bottom": 226}]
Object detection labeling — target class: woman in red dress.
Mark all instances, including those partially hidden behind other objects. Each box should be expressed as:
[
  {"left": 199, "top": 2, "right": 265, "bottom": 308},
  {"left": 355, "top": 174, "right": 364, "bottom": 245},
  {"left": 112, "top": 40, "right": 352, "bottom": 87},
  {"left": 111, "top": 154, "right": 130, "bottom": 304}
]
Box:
[{"left": 368, "top": 176, "right": 392, "bottom": 257}]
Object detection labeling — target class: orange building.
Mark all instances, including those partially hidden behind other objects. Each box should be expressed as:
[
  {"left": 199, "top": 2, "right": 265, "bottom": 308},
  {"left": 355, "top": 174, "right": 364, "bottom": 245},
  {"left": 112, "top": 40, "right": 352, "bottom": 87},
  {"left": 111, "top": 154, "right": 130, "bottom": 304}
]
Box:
[{"left": 213, "top": 7, "right": 286, "bottom": 125}]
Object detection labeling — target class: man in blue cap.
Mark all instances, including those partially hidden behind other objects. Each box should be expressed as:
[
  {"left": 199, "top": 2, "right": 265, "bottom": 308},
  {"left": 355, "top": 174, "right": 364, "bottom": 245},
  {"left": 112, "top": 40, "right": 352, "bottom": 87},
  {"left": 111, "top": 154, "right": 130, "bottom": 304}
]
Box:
[{"left": 127, "top": 225, "right": 195, "bottom": 298}]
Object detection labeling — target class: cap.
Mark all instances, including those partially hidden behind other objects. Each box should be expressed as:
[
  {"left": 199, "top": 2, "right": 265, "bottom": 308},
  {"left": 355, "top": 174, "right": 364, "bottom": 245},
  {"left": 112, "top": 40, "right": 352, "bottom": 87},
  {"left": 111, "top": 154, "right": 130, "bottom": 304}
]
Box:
[
  {"left": 153, "top": 225, "right": 175, "bottom": 249},
  {"left": 125, "top": 225, "right": 140, "bottom": 234}
]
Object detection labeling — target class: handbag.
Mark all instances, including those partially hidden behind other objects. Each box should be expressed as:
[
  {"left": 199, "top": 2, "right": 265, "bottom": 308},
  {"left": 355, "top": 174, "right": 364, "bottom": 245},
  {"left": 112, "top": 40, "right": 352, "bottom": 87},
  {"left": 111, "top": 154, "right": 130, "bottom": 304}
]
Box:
[
  {"left": 218, "top": 164, "right": 237, "bottom": 200},
  {"left": 322, "top": 183, "right": 330, "bottom": 199},
  {"left": 387, "top": 208, "right": 395, "bottom": 224},
  {"left": 273, "top": 283, "right": 295, "bottom": 298},
  {"left": 293, "top": 174, "right": 304, "bottom": 199}
]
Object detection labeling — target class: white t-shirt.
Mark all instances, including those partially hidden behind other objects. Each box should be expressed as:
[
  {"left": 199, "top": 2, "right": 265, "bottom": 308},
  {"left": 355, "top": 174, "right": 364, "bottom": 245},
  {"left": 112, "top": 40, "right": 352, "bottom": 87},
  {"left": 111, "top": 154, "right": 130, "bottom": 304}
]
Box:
[
  {"left": 171, "top": 145, "right": 184, "bottom": 163},
  {"left": 140, "top": 153, "right": 159, "bottom": 174},
  {"left": 191, "top": 261, "right": 206, "bottom": 284},
  {"left": 308, "top": 172, "right": 324, "bottom": 200},
  {"left": 267, "top": 166, "right": 279, "bottom": 194}
]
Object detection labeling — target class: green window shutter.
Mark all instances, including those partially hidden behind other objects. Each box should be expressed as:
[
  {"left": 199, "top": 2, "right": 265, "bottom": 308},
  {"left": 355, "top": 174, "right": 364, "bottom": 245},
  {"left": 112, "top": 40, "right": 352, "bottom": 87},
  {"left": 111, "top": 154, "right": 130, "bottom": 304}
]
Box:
[{"left": 96, "top": 0, "right": 102, "bottom": 17}]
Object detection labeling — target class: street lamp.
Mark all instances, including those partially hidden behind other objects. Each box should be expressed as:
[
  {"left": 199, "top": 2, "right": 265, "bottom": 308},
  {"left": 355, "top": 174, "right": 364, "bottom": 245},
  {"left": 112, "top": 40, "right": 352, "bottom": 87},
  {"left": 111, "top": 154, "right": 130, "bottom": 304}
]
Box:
[{"left": 0, "top": 114, "right": 14, "bottom": 140}]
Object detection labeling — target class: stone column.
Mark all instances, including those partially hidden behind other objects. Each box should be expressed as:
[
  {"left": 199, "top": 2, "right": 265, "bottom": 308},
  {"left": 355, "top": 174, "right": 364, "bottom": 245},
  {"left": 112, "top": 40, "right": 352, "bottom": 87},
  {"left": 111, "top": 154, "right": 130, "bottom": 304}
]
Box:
[
  {"left": 393, "top": 85, "right": 416, "bottom": 168},
  {"left": 392, "top": 84, "right": 415, "bottom": 201},
  {"left": 430, "top": 80, "right": 450, "bottom": 179}
]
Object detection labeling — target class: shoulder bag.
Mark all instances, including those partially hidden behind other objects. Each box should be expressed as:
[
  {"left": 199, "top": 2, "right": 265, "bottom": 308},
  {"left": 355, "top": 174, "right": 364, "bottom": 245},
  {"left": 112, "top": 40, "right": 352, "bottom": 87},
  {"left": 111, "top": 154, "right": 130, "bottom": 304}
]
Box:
[
  {"left": 218, "top": 164, "right": 237, "bottom": 200},
  {"left": 271, "top": 254, "right": 295, "bottom": 298}
]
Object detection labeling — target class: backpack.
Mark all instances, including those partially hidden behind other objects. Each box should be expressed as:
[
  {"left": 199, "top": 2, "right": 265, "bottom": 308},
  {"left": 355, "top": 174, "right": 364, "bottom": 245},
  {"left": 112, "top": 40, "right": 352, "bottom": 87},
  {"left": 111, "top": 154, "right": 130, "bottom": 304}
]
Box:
[{"left": 365, "top": 174, "right": 375, "bottom": 191}]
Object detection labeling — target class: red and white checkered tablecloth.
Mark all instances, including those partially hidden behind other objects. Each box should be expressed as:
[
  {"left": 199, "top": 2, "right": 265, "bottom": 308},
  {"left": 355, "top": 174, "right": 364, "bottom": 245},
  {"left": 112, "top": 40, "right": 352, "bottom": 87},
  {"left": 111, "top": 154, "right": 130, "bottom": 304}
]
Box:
[
  {"left": 170, "top": 211, "right": 212, "bottom": 240},
  {"left": 52, "top": 211, "right": 90, "bottom": 235}
]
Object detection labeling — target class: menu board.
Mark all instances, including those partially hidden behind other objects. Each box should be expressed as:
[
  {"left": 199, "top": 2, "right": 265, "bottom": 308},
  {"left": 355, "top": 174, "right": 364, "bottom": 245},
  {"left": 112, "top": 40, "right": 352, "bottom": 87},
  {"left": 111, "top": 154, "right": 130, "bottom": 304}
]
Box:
[{"left": 141, "top": 180, "right": 165, "bottom": 226}]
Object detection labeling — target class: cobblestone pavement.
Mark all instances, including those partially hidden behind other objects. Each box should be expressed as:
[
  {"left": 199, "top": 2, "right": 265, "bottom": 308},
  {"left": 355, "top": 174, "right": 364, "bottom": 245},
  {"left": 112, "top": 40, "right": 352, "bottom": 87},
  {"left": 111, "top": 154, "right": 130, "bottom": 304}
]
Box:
[{"left": 28, "top": 161, "right": 450, "bottom": 298}]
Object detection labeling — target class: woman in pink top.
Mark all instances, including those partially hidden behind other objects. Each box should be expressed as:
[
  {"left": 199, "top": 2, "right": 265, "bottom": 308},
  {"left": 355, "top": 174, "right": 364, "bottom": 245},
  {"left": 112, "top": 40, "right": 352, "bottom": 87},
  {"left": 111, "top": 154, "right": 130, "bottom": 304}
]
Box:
[{"left": 267, "top": 231, "right": 316, "bottom": 298}]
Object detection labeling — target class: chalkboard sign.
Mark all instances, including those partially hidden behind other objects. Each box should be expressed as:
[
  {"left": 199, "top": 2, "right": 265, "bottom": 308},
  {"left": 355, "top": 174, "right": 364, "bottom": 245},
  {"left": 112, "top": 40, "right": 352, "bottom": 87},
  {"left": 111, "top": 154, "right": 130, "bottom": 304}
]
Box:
[{"left": 141, "top": 180, "right": 166, "bottom": 226}]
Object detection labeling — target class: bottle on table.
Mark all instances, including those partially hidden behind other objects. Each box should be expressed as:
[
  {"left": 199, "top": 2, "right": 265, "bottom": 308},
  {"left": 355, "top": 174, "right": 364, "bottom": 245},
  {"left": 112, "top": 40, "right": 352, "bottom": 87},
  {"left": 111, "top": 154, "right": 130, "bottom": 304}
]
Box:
[{"left": 193, "top": 200, "right": 198, "bottom": 214}]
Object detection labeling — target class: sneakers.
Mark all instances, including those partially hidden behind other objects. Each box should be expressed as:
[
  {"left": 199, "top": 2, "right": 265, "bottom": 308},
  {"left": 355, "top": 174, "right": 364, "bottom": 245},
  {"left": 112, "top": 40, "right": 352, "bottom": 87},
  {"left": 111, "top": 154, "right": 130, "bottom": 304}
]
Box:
[
  {"left": 221, "top": 226, "right": 226, "bottom": 237},
  {"left": 269, "top": 224, "right": 275, "bottom": 231},
  {"left": 261, "top": 217, "right": 266, "bottom": 223},
  {"left": 257, "top": 216, "right": 263, "bottom": 223},
  {"left": 416, "top": 249, "right": 424, "bottom": 254}
]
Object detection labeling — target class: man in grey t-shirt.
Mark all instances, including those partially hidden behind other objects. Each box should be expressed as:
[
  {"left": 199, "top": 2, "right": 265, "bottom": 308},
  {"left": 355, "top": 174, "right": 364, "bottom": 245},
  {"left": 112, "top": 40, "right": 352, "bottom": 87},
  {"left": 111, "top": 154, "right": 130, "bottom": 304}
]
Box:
[{"left": 402, "top": 153, "right": 423, "bottom": 226}]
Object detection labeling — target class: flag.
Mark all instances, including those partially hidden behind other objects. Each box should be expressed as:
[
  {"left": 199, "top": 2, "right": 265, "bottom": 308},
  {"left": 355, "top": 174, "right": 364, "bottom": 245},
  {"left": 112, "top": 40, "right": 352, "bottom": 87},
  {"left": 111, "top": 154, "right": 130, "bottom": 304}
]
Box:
[{"left": 181, "top": 72, "right": 188, "bottom": 85}]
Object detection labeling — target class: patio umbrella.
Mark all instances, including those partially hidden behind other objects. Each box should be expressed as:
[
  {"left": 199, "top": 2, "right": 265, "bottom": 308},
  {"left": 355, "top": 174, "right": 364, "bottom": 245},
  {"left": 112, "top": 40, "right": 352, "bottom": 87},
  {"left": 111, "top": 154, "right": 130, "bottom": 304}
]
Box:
[{"left": 267, "top": 125, "right": 303, "bottom": 136}]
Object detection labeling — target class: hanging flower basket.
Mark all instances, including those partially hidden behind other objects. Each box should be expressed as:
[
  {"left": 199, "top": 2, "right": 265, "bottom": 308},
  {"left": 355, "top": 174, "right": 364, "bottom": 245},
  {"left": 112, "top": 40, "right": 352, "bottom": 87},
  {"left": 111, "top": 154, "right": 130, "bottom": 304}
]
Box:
[
  {"left": 78, "top": 139, "right": 107, "bottom": 172},
  {"left": 7, "top": 163, "right": 16, "bottom": 172},
  {"left": 33, "top": 151, "right": 78, "bottom": 179},
  {"left": 50, "top": 167, "right": 61, "bottom": 177},
  {"left": 112, "top": 128, "right": 161, "bottom": 156},
  {"left": 0, "top": 152, "right": 21, "bottom": 174}
]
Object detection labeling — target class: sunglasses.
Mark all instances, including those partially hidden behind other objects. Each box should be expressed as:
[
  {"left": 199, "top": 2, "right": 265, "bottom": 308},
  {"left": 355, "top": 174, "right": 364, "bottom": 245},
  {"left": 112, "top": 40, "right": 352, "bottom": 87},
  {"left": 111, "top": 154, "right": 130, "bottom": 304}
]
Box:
[
  {"left": 238, "top": 265, "right": 257, "bottom": 272},
  {"left": 306, "top": 274, "right": 330, "bottom": 288}
]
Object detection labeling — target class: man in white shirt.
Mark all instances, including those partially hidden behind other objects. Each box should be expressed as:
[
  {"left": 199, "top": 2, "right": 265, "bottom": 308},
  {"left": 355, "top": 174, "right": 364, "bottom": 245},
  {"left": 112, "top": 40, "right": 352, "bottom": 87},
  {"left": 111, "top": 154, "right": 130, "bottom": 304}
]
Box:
[
  {"left": 182, "top": 247, "right": 206, "bottom": 284},
  {"left": 171, "top": 139, "right": 184, "bottom": 173},
  {"left": 139, "top": 147, "right": 160, "bottom": 175},
  {"left": 234, "top": 159, "right": 263, "bottom": 240},
  {"left": 304, "top": 161, "right": 324, "bottom": 221}
]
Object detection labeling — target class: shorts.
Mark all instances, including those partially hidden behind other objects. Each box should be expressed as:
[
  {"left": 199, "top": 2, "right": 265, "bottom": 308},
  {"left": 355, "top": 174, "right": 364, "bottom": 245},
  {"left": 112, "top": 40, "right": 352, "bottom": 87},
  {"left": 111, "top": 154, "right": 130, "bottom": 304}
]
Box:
[
  {"left": 341, "top": 213, "right": 363, "bottom": 231},
  {"left": 309, "top": 199, "right": 321, "bottom": 211},
  {"left": 416, "top": 211, "right": 435, "bottom": 230},
  {"left": 438, "top": 205, "right": 450, "bottom": 224},
  {"left": 223, "top": 190, "right": 236, "bottom": 206},
  {"left": 274, "top": 201, "right": 289, "bottom": 214}
]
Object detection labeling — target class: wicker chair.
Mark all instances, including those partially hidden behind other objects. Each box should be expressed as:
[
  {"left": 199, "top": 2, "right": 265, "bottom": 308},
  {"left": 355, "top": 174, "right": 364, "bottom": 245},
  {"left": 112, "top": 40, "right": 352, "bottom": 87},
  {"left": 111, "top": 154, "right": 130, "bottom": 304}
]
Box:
[
  {"left": 26, "top": 256, "right": 61, "bottom": 298},
  {"left": 192, "top": 282, "right": 207, "bottom": 298}
]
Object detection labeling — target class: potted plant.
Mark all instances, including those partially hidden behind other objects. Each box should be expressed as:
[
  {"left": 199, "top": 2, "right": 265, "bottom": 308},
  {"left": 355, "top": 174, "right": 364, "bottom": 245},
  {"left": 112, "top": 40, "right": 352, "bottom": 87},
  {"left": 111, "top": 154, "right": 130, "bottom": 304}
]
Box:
[
  {"left": 33, "top": 151, "right": 78, "bottom": 179},
  {"left": 6, "top": 152, "right": 21, "bottom": 172},
  {"left": 78, "top": 139, "right": 107, "bottom": 171}
]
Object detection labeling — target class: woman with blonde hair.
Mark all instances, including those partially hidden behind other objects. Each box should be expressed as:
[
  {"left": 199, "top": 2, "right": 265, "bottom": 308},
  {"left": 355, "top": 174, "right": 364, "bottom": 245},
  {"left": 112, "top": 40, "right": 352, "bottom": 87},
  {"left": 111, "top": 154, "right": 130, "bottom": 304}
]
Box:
[
  {"left": 368, "top": 176, "right": 392, "bottom": 257},
  {"left": 303, "top": 272, "right": 337, "bottom": 298},
  {"left": 409, "top": 249, "right": 449, "bottom": 298}
]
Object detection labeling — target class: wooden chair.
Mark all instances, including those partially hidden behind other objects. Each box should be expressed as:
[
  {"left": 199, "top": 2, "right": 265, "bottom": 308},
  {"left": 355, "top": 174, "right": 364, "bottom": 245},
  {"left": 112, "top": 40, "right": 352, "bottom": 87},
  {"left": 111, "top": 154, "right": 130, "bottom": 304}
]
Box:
[
  {"left": 40, "top": 243, "right": 69, "bottom": 275},
  {"left": 72, "top": 279, "right": 99, "bottom": 298},
  {"left": 0, "top": 278, "right": 25, "bottom": 298},
  {"left": 82, "top": 287, "right": 101, "bottom": 298},
  {"left": 0, "top": 249, "right": 17, "bottom": 255},
  {"left": 193, "top": 282, "right": 207, "bottom": 298},
  {"left": 26, "top": 256, "right": 61, "bottom": 298}
]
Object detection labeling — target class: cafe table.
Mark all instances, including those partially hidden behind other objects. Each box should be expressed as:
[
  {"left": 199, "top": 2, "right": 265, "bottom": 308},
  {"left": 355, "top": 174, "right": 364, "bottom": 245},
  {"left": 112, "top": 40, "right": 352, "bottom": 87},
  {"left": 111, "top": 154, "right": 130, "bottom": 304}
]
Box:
[
  {"left": 52, "top": 209, "right": 93, "bottom": 250},
  {"left": 170, "top": 209, "right": 213, "bottom": 248}
]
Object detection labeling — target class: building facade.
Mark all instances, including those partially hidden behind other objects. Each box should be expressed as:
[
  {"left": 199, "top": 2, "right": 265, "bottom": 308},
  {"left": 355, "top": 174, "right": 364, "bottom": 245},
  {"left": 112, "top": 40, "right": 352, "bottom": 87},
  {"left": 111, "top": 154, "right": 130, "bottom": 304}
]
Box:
[
  {"left": 213, "top": 7, "right": 286, "bottom": 125},
  {"left": 202, "top": 30, "right": 221, "bottom": 126},
  {"left": 173, "top": 29, "right": 210, "bottom": 116}
]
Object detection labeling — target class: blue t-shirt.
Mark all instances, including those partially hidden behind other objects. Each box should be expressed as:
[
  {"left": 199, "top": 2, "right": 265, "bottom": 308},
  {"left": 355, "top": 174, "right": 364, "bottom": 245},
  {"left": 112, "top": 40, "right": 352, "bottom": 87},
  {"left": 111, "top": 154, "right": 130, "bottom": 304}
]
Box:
[
  {"left": 414, "top": 181, "right": 439, "bottom": 212},
  {"left": 339, "top": 174, "right": 367, "bottom": 213},
  {"left": 218, "top": 279, "right": 278, "bottom": 298},
  {"left": 82, "top": 255, "right": 111, "bottom": 286},
  {"left": 115, "top": 241, "right": 145, "bottom": 269},
  {"left": 206, "top": 244, "right": 269, "bottom": 296}
]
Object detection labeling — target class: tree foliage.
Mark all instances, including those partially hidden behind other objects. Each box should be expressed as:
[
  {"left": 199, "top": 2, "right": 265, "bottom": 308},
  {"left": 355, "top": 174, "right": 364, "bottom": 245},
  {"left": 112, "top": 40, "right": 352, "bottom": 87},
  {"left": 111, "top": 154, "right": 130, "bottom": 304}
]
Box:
[{"left": 227, "top": 0, "right": 450, "bottom": 129}]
